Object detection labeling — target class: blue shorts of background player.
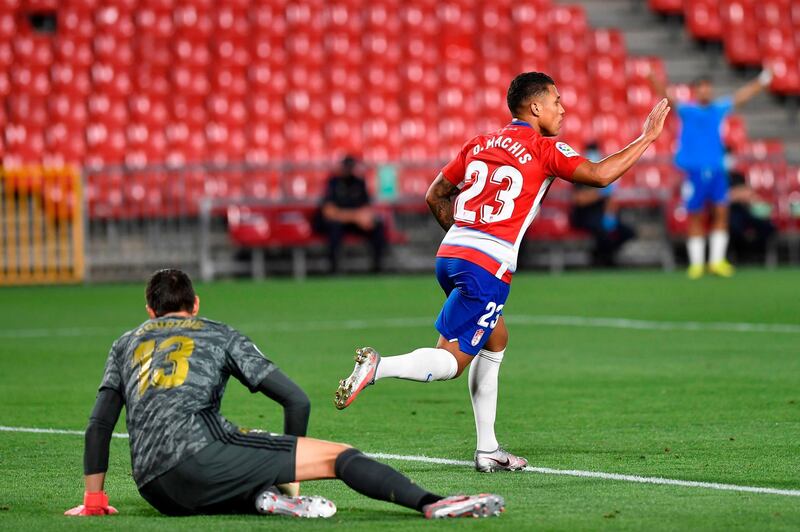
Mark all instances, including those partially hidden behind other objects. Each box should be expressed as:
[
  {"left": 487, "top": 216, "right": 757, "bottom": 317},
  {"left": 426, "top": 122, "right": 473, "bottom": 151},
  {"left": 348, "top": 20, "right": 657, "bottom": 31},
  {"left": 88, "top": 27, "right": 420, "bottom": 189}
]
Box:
[
  {"left": 682, "top": 167, "right": 729, "bottom": 213},
  {"left": 434, "top": 257, "right": 511, "bottom": 356}
]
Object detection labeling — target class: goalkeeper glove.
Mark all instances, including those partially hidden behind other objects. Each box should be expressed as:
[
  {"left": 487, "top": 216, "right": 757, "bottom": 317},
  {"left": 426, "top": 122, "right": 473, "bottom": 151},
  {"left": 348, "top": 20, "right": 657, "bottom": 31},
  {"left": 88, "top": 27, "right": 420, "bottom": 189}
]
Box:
[{"left": 64, "top": 491, "right": 118, "bottom": 516}]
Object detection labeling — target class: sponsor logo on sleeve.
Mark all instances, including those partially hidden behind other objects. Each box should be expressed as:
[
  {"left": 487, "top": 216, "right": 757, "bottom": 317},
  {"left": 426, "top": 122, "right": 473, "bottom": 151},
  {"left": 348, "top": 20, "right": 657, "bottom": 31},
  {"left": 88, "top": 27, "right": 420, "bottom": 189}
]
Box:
[{"left": 556, "top": 142, "right": 580, "bottom": 158}]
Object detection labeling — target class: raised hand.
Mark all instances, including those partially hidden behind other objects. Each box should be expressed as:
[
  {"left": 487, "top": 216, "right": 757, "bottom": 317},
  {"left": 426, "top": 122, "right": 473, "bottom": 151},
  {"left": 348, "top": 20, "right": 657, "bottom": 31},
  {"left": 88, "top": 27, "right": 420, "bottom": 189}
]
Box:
[{"left": 641, "top": 98, "right": 671, "bottom": 142}]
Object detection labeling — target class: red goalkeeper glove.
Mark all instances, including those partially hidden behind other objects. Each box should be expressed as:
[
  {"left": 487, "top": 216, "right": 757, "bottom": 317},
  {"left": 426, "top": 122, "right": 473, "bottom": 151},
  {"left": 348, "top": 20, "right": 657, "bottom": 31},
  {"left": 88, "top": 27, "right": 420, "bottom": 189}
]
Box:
[{"left": 64, "top": 491, "right": 118, "bottom": 516}]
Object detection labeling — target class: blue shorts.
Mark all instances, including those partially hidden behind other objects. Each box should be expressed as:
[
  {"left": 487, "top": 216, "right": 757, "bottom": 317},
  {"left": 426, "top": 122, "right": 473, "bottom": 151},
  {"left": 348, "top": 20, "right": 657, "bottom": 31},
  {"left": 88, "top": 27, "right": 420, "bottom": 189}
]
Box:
[
  {"left": 435, "top": 257, "right": 511, "bottom": 356},
  {"left": 682, "top": 167, "right": 729, "bottom": 213}
]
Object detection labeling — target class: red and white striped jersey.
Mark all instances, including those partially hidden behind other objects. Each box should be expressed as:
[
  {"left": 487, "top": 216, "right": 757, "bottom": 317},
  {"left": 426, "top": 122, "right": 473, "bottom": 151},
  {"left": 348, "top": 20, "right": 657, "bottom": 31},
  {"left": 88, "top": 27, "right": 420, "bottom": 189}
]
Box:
[{"left": 436, "top": 120, "right": 586, "bottom": 283}]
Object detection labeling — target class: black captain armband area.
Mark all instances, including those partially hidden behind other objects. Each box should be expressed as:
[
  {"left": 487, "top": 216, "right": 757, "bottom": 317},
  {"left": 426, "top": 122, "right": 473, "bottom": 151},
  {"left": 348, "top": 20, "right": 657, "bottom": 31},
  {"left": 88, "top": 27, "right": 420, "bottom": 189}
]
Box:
[
  {"left": 256, "top": 370, "right": 311, "bottom": 437},
  {"left": 84, "top": 387, "right": 124, "bottom": 475}
]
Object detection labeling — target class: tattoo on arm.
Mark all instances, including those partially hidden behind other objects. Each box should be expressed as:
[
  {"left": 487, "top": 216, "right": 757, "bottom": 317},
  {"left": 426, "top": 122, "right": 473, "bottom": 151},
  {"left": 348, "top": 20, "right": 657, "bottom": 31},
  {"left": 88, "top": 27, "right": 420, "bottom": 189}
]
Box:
[
  {"left": 426, "top": 176, "right": 458, "bottom": 231},
  {"left": 431, "top": 196, "right": 455, "bottom": 230}
]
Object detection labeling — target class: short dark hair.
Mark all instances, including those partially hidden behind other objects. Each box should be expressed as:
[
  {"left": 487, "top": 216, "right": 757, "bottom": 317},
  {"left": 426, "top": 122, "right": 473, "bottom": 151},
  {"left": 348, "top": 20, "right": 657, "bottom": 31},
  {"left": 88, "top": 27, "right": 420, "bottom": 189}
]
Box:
[
  {"left": 691, "top": 76, "right": 712, "bottom": 87},
  {"left": 342, "top": 154, "right": 358, "bottom": 169},
  {"left": 145, "top": 269, "right": 196, "bottom": 317},
  {"left": 507, "top": 72, "right": 555, "bottom": 116}
]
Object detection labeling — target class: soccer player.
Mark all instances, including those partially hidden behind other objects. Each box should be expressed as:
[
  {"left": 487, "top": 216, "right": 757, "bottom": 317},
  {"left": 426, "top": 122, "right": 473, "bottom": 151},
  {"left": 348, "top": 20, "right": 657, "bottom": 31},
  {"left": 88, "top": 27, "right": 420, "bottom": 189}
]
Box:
[
  {"left": 649, "top": 69, "right": 772, "bottom": 279},
  {"left": 66, "top": 269, "right": 503, "bottom": 519},
  {"left": 335, "top": 72, "right": 670, "bottom": 472}
]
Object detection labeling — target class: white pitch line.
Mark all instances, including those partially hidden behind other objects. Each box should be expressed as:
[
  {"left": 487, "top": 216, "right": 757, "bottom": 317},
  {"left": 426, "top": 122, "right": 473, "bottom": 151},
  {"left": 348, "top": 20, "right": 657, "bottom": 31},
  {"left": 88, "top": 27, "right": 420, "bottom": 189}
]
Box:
[
  {"left": 0, "top": 425, "right": 130, "bottom": 439},
  {"left": 1, "top": 315, "right": 799, "bottom": 340},
  {"left": 2, "top": 425, "right": 799, "bottom": 498},
  {"left": 371, "top": 453, "right": 800, "bottom": 498}
]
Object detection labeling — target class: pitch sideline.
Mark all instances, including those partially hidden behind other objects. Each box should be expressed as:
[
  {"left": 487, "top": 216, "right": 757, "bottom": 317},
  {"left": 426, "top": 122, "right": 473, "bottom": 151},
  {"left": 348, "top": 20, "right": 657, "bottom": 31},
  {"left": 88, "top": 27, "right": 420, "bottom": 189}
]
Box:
[{"left": 2, "top": 424, "right": 798, "bottom": 498}]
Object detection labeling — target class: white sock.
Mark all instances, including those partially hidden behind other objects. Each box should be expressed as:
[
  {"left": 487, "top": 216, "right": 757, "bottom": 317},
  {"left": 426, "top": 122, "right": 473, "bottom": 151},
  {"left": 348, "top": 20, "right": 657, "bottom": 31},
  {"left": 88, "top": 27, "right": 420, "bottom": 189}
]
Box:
[
  {"left": 709, "top": 230, "right": 729, "bottom": 264},
  {"left": 468, "top": 348, "right": 504, "bottom": 452},
  {"left": 687, "top": 236, "right": 706, "bottom": 267},
  {"left": 374, "top": 348, "right": 458, "bottom": 382}
]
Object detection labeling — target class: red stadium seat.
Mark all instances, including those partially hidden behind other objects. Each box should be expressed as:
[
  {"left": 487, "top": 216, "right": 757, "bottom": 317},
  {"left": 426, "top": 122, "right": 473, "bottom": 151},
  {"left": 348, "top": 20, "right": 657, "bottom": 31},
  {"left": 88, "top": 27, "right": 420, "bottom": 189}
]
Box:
[
  {"left": 94, "top": 6, "right": 135, "bottom": 39},
  {"left": 649, "top": 0, "right": 683, "bottom": 15},
  {"left": 685, "top": 0, "right": 723, "bottom": 41},
  {"left": 5, "top": 123, "right": 45, "bottom": 161},
  {"left": 88, "top": 94, "right": 128, "bottom": 126},
  {"left": 45, "top": 122, "right": 85, "bottom": 164},
  {"left": 0, "top": 11, "right": 15, "bottom": 40},
  {"left": 634, "top": 162, "right": 680, "bottom": 195},
  {"left": 14, "top": 35, "right": 53, "bottom": 67},
  {"left": 135, "top": 5, "right": 173, "bottom": 38},
  {"left": 765, "top": 56, "right": 800, "bottom": 95},
  {"left": 757, "top": 0, "right": 791, "bottom": 28},
  {"left": 48, "top": 94, "right": 88, "bottom": 126},
  {"left": 165, "top": 123, "right": 205, "bottom": 165},
  {"left": 759, "top": 27, "right": 796, "bottom": 59},
  {"left": 722, "top": 114, "right": 749, "bottom": 153},
  {"left": 721, "top": 0, "right": 761, "bottom": 66},
  {"left": 739, "top": 139, "right": 785, "bottom": 162},
  {"left": 590, "top": 29, "right": 627, "bottom": 59},
  {"left": 60, "top": 7, "right": 94, "bottom": 38},
  {"left": 7, "top": 94, "right": 47, "bottom": 128},
  {"left": 11, "top": 65, "right": 50, "bottom": 96},
  {"left": 0, "top": 0, "right": 786, "bottom": 214},
  {"left": 84, "top": 123, "right": 126, "bottom": 166}
]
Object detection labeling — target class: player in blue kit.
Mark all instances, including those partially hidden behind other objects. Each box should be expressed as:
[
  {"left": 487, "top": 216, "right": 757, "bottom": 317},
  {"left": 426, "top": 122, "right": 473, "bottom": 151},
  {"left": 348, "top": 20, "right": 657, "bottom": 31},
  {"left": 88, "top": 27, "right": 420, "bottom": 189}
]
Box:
[{"left": 650, "top": 69, "right": 772, "bottom": 279}]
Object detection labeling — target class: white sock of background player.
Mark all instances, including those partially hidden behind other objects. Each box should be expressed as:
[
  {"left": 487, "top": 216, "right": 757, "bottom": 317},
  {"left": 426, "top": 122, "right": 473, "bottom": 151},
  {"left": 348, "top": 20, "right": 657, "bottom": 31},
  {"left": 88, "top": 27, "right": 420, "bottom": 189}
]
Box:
[
  {"left": 468, "top": 348, "right": 504, "bottom": 452},
  {"left": 374, "top": 348, "right": 458, "bottom": 382},
  {"left": 709, "top": 229, "right": 729, "bottom": 264},
  {"left": 686, "top": 235, "right": 705, "bottom": 267}
]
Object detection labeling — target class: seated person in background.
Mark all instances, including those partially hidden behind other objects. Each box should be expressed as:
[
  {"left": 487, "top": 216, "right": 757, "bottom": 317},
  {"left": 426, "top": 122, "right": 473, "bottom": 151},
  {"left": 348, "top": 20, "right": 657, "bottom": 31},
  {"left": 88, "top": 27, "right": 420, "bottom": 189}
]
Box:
[
  {"left": 568, "top": 143, "right": 636, "bottom": 266},
  {"left": 315, "top": 155, "right": 387, "bottom": 274},
  {"left": 727, "top": 170, "right": 776, "bottom": 261}
]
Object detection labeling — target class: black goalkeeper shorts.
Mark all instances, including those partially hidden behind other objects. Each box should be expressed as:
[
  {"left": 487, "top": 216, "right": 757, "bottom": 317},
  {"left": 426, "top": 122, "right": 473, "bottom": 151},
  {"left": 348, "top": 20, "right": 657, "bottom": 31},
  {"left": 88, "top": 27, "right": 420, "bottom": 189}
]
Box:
[{"left": 138, "top": 435, "right": 297, "bottom": 515}]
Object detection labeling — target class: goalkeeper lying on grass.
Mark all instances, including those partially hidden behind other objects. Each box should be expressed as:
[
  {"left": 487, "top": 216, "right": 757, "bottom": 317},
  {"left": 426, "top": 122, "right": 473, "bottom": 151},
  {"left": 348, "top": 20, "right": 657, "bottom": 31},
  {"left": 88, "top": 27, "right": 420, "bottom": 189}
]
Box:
[{"left": 67, "top": 268, "right": 503, "bottom": 519}]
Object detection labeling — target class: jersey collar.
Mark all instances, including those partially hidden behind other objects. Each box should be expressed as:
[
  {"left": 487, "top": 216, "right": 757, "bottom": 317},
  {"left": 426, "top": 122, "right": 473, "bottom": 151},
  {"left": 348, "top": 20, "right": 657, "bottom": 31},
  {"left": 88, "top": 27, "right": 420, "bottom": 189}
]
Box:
[{"left": 509, "top": 119, "right": 533, "bottom": 128}]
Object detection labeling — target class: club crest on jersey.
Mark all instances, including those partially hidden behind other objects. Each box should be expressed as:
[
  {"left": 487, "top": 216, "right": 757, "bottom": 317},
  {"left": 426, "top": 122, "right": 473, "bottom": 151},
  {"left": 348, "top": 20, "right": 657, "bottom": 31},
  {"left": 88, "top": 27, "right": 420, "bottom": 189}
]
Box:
[
  {"left": 471, "top": 328, "right": 485, "bottom": 347},
  {"left": 556, "top": 142, "right": 580, "bottom": 158}
]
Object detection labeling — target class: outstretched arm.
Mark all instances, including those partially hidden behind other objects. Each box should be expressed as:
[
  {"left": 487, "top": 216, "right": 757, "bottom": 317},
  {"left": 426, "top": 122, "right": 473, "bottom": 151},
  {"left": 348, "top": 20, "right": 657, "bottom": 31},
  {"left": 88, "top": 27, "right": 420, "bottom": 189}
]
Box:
[
  {"left": 425, "top": 174, "right": 459, "bottom": 231},
  {"left": 571, "top": 99, "right": 671, "bottom": 188},
  {"left": 66, "top": 388, "right": 123, "bottom": 516},
  {"left": 733, "top": 69, "right": 772, "bottom": 109},
  {"left": 647, "top": 71, "right": 676, "bottom": 108}
]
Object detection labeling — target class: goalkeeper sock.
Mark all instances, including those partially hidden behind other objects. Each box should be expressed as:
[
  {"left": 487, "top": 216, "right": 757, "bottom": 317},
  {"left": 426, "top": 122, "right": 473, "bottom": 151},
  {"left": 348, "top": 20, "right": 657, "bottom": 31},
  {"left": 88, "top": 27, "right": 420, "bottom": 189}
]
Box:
[
  {"left": 469, "top": 348, "right": 504, "bottom": 452},
  {"left": 374, "top": 348, "right": 458, "bottom": 382},
  {"left": 334, "top": 448, "right": 442, "bottom": 512}
]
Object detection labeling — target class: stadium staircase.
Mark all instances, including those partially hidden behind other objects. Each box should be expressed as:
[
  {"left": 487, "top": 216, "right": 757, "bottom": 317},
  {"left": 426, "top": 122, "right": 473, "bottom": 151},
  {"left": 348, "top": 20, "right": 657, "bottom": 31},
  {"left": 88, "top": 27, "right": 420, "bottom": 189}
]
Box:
[
  {"left": 566, "top": 0, "right": 800, "bottom": 265},
  {"left": 570, "top": 0, "right": 799, "bottom": 159}
]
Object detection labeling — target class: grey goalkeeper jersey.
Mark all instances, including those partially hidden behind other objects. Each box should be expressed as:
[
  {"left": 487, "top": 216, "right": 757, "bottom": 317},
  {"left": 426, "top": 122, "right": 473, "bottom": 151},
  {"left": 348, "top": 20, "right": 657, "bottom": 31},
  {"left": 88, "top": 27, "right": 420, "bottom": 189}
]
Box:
[{"left": 98, "top": 316, "right": 277, "bottom": 487}]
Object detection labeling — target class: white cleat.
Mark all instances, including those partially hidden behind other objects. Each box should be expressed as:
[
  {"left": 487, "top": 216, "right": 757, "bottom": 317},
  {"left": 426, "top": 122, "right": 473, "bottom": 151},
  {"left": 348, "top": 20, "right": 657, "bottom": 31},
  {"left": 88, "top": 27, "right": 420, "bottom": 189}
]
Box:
[
  {"left": 474, "top": 446, "right": 528, "bottom": 473},
  {"left": 334, "top": 347, "right": 380, "bottom": 410},
  {"left": 423, "top": 494, "right": 505, "bottom": 519},
  {"left": 256, "top": 491, "right": 337, "bottom": 518}
]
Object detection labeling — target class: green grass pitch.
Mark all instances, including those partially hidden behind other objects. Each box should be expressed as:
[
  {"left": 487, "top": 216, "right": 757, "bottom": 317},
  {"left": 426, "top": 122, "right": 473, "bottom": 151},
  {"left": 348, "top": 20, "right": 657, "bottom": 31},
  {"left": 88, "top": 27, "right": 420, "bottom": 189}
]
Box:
[{"left": 1, "top": 269, "right": 799, "bottom": 530}]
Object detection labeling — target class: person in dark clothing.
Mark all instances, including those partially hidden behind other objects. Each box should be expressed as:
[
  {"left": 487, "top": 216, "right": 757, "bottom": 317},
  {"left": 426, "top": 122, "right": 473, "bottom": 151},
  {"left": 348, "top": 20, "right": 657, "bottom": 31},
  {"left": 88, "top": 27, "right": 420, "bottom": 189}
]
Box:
[
  {"left": 568, "top": 143, "right": 635, "bottom": 266},
  {"left": 727, "top": 170, "right": 776, "bottom": 260},
  {"left": 315, "top": 155, "right": 387, "bottom": 273}
]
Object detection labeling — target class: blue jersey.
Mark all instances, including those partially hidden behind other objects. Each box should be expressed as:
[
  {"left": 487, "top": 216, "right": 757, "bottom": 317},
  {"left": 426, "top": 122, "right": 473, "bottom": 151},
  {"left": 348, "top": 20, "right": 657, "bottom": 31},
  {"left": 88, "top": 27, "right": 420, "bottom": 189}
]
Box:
[{"left": 674, "top": 97, "right": 733, "bottom": 171}]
